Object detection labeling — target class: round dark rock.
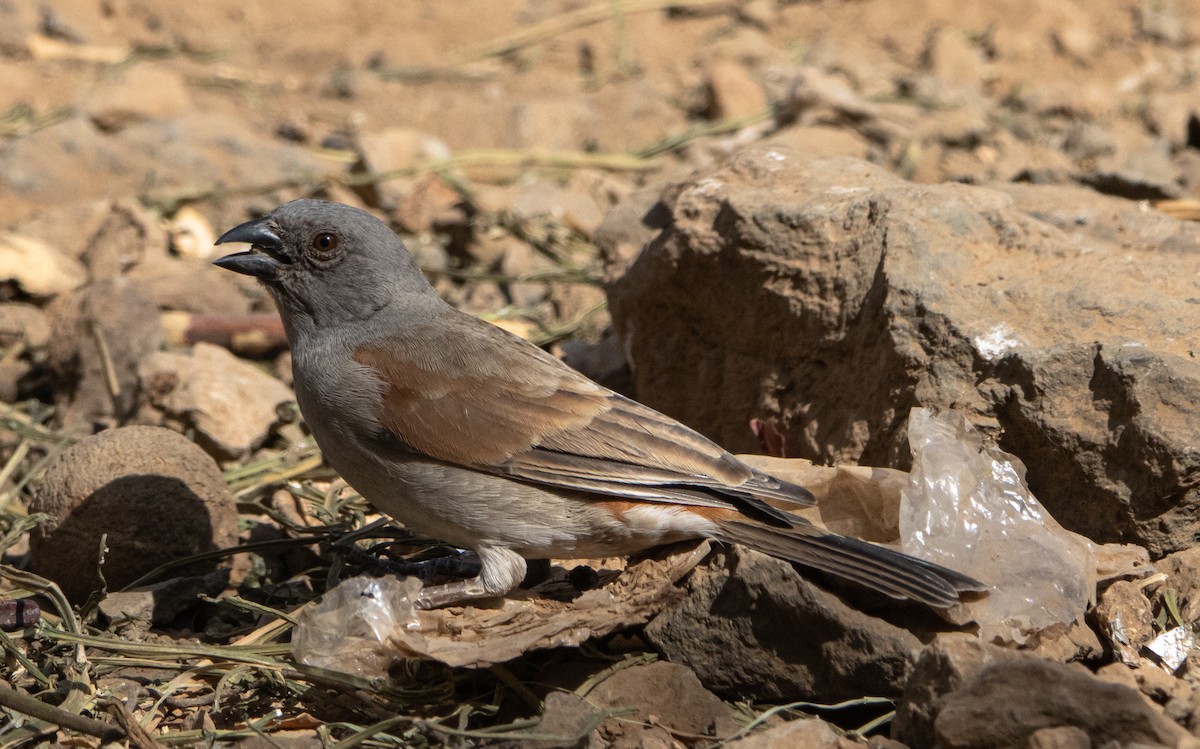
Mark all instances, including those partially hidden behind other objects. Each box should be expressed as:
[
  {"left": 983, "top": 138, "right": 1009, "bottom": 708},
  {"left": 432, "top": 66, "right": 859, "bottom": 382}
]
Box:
[{"left": 29, "top": 426, "right": 237, "bottom": 602}]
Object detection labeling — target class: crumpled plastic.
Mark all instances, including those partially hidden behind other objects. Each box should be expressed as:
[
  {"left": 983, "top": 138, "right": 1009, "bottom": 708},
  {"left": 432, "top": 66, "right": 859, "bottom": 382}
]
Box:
[
  {"left": 899, "top": 408, "right": 1096, "bottom": 643},
  {"left": 291, "top": 575, "right": 424, "bottom": 677}
]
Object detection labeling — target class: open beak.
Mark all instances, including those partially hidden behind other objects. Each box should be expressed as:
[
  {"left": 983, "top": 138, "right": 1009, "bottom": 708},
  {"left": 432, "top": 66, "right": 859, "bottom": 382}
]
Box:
[{"left": 213, "top": 217, "right": 286, "bottom": 280}]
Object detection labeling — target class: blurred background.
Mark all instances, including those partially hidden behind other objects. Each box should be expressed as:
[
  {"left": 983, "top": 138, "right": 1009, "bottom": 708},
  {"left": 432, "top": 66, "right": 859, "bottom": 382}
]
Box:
[{"left": 4, "top": 0, "right": 1199, "bottom": 417}]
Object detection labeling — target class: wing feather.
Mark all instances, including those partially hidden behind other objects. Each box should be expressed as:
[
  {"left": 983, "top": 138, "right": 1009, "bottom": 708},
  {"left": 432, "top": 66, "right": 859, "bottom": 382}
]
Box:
[{"left": 353, "top": 314, "right": 814, "bottom": 518}]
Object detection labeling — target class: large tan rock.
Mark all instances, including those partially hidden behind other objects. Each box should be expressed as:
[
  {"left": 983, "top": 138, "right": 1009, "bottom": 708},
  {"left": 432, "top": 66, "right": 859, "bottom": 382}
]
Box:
[
  {"left": 605, "top": 147, "right": 1200, "bottom": 556},
  {"left": 138, "top": 342, "right": 294, "bottom": 459}
]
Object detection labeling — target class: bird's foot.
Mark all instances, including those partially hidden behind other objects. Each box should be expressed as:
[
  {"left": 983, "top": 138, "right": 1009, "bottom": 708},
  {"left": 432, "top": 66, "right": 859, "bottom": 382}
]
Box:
[{"left": 413, "top": 546, "right": 526, "bottom": 609}]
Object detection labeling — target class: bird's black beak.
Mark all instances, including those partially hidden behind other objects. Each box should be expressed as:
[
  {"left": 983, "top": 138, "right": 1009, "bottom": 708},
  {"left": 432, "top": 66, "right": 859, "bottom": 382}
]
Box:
[{"left": 213, "top": 217, "right": 287, "bottom": 280}]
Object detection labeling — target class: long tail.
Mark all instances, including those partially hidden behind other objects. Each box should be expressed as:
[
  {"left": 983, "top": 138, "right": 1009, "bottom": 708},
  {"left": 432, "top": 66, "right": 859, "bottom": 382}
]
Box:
[{"left": 716, "top": 519, "right": 986, "bottom": 608}]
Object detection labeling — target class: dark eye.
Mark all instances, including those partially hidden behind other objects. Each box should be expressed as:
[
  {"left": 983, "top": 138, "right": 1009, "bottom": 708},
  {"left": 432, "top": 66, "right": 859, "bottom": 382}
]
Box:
[{"left": 312, "top": 232, "right": 339, "bottom": 253}]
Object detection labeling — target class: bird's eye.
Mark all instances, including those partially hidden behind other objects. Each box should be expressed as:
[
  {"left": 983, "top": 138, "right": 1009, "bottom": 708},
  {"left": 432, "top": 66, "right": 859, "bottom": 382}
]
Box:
[{"left": 312, "top": 232, "right": 339, "bottom": 253}]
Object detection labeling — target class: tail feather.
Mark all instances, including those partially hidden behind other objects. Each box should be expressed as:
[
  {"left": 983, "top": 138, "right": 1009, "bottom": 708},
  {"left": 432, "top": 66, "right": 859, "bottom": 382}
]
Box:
[{"left": 717, "top": 519, "right": 986, "bottom": 608}]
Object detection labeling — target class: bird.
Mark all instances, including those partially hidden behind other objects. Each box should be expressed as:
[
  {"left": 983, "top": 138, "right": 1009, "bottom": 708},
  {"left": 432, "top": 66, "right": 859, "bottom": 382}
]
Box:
[{"left": 213, "top": 199, "right": 985, "bottom": 609}]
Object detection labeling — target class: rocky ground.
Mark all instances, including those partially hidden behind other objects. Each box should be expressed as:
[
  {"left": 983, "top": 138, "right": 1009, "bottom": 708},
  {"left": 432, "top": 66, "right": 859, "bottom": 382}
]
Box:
[{"left": 2, "top": 0, "right": 1200, "bottom": 747}]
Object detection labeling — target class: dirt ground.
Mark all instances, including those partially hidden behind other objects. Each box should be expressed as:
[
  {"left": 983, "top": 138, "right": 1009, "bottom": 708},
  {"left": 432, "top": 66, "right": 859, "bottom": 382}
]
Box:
[
  {"left": 3, "top": 0, "right": 1200, "bottom": 746},
  {"left": 5, "top": 0, "right": 1199, "bottom": 216}
]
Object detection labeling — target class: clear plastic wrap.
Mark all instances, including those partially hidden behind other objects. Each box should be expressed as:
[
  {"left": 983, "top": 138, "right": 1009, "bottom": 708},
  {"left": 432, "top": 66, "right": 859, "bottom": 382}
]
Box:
[
  {"left": 291, "top": 575, "right": 423, "bottom": 678},
  {"left": 900, "top": 408, "right": 1095, "bottom": 643}
]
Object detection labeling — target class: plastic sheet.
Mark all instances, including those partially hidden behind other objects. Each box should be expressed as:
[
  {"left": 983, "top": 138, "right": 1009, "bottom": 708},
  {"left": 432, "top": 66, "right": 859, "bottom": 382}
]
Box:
[
  {"left": 900, "top": 408, "right": 1095, "bottom": 643},
  {"left": 291, "top": 575, "right": 424, "bottom": 677}
]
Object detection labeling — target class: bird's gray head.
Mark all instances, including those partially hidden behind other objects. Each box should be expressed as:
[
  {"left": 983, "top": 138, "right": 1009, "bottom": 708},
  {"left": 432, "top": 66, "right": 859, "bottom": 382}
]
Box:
[{"left": 213, "top": 199, "right": 440, "bottom": 336}]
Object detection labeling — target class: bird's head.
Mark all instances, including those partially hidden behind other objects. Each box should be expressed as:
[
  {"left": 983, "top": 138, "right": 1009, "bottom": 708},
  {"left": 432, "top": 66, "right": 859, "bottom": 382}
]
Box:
[{"left": 214, "top": 199, "right": 439, "bottom": 335}]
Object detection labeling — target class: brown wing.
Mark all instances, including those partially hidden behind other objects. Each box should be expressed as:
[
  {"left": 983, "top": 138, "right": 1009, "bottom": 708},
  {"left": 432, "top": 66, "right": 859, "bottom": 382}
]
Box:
[{"left": 353, "top": 312, "right": 813, "bottom": 517}]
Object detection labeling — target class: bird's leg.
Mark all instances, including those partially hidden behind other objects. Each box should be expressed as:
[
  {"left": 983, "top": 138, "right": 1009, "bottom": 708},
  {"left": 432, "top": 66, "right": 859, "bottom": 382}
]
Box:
[
  {"left": 414, "top": 545, "right": 527, "bottom": 609},
  {"left": 391, "top": 552, "right": 481, "bottom": 582}
]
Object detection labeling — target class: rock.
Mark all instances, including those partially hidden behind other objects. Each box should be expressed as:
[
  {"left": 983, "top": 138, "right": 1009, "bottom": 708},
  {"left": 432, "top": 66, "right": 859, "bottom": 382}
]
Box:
[
  {"left": 455, "top": 281, "right": 509, "bottom": 316},
  {"left": 83, "top": 65, "right": 192, "bottom": 132},
  {"left": 1187, "top": 689, "right": 1200, "bottom": 735},
  {"left": 0, "top": 115, "right": 326, "bottom": 225},
  {"left": 737, "top": 0, "right": 778, "bottom": 30},
  {"left": 933, "top": 659, "right": 1192, "bottom": 748},
  {"left": 644, "top": 547, "right": 926, "bottom": 701},
  {"left": 28, "top": 426, "right": 238, "bottom": 602},
  {"left": 584, "top": 661, "right": 739, "bottom": 746},
  {"left": 892, "top": 633, "right": 1024, "bottom": 747},
  {"left": 223, "top": 732, "right": 323, "bottom": 749},
  {"left": 116, "top": 113, "right": 327, "bottom": 214},
  {"left": 137, "top": 342, "right": 294, "bottom": 459},
  {"left": 81, "top": 200, "right": 169, "bottom": 281},
  {"left": 1010, "top": 78, "right": 1113, "bottom": 119},
  {"left": 1026, "top": 619, "right": 1103, "bottom": 664},
  {"left": 705, "top": 26, "right": 789, "bottom": 70},
  {"left": 1156, "top": 546, "right": 1200, "bottom": 624},
  {"left": 899, "top": 635, "right": 1196, "bottom": 748},
  {"left": 1095, "top": 542, "right": 1153, "bottom": 583},
  {"left": 0, "top": 0, "right": 39, "bottom": 56},
  {"left": 922, "top": 28, "right": 989, "bottom": 94},
  {"left": 500, "top": 240, "right": 553, "bottom": 308},
  {"left": 355, "top": 127, "right": 450, "bottom": 209},
  {"left": 549, "top": 283, "right": 610, "bottom": 340},
  {"left": 168, "top": 206, "right": 217, "bottom": 260},
  {"left": 594, "top": 181, "right": 672, "bottom": 282},
  {"left": 562, "top": 332, "right": 634, "bottom": 397},
  {"left": 510, "top": 96, "right": 598, "bottom": 151},
  {"left": 96, "top": 571, "right": 228, "bottom": 630},
  {"left": 0, "top": 302, "right": 50, "bottom": 402},
  {"left": 393, "top": 174, "right": 466, "bottom": 235},
  {"left": 915, "top": 105, "right": 990, "bottom": 148},
  {"left": 1062, "top": 121, "right": 1116, "bottom": 163},
  {"left": 590, "top": 80, "right": 692, "bottom": 154},
  {"left": 7, "top": 200, "right": 115, "bottom": 261},
  {"left": 1094, "top": 661, "right": 1140, "bottom": 691},
  {"left": 0, "top": 232, "right": 86, "bottom": 297},
  {"left": 46, "top": 279, "right": 165, "bottom": 430},
  {"left": 1080, "top": 139, "right": 1183, "bottom": 200},
  {"left": 728, "top": 717, "right": 864, "bottom": 749},
  {"left": 606, "top": 148, "right": 1200, "bottom": 556},
  {"left": 1053, "top": 25, "right": 1100, "bottom": 64},
  {"left": 0, "top": 118, "right": 148, "bottom": 217},
  {"left": 1135, "top": 0, "right": 1188, "bottom": 44},
  {"left": 517, "top": 691, "right": 606, "bottom": 749},
  {"left": 37, "top": 1, "right": 107, "bottom": 45},
  {"left": 988, "top": 131, "right": 1076, "bottom": 182},
  {"left": 511, "top": 180, "right": 605, "bottom": 239},
  {"left": 1133, "top": 662, "right": 1193, "bottom": 705},
  {"left": 1026, "top": 726, "right": 1091, "bottom": 749},
  {"left": 0, "top": 360, "right": 28, "bottom": 404},
  {"left": 1094, "top": 580, "right": 1156, "bottom": 666},
  {"left": 0, "top": 303, "right": 51, "bottom": 350},
  {"left": 763, "top": 125, "right": 872, "bottom": 160},
  {"left": 703, "top": 61, "right": 769, "bottom": 121},
  {"left": 1144, "top": 93, "right": 1199, "bottom": 150},
  {"left": 357, "top": 127, "right": 450, "bottom": 176},
  {"left": 127, "top": 256, "right": 255, "bottom": 316}
]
